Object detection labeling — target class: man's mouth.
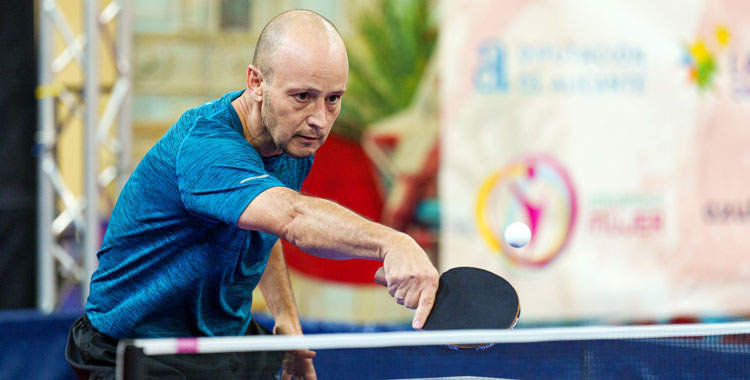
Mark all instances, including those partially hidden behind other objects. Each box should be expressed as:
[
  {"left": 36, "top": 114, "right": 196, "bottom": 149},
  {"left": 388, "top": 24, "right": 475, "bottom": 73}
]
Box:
[{"left": 297, "top": 135, "right": 319, "bottom": 141}]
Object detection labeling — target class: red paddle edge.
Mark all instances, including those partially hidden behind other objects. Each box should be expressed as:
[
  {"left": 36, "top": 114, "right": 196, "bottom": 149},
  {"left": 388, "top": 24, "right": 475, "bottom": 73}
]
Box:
[{"left": 373, "top": 267, "right": 387, "bottom": 287}]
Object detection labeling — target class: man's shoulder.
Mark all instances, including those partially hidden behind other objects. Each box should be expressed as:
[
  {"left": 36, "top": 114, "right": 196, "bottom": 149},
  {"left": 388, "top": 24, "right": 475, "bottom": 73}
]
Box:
[{"left": 179, "top": 94, "right": 236, "bottom": 127}]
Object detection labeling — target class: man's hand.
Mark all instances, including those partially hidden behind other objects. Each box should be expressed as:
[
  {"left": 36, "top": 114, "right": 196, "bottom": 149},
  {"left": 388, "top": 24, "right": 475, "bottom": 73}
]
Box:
[
  {"left": 381, "top": 234, "right": 439, "bottom": 329},
  {"left": 274, "top": 320, "right": 317, "bottom": 380}
]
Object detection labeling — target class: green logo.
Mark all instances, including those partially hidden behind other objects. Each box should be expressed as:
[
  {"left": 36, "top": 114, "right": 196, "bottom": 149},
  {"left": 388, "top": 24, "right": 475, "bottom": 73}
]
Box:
[{"left": 683, "top": 25, "right": 730, "bottom": 90}]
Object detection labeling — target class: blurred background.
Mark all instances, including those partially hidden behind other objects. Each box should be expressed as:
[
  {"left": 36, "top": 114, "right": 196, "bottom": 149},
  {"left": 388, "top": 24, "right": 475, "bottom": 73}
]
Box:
[{"left": 1, "top": 0, "right": 750, "bottom": 378}]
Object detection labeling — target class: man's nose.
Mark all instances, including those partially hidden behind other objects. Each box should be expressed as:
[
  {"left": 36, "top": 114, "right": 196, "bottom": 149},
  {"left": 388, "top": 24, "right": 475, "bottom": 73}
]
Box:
[{"left": 307, "top": 98, "right": 327, "bottom": 129}]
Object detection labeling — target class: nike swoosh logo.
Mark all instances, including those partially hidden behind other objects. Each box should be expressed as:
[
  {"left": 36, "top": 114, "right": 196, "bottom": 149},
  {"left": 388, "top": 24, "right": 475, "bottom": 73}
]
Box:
[{"left": 240, "top": 174, "right": 270, "bottom": 184}]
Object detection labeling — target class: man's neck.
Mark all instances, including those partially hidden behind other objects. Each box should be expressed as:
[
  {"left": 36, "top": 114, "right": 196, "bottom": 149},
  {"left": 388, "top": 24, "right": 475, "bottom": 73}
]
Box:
[{"left": 231, "top": 92, "right": 281, "bottom": 157}]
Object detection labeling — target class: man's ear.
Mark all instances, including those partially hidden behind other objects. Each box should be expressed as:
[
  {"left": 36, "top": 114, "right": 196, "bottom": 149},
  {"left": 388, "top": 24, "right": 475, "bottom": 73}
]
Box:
[{"left": 246, "top": 65, "right": 264, "bottom": 102}]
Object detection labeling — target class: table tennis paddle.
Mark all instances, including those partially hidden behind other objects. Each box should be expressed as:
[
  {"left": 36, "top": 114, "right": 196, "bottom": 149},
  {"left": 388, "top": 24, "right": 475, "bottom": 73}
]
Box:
[{"left": 374, "top": 266, "right": 520, "bottom": 331}]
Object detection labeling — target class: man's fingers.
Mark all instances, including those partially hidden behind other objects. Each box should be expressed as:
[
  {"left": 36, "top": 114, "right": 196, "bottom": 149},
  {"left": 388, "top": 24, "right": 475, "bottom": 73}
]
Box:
[
  {"left": 293, "top": 349, "right": 316, "bottom": 359},
  {"left": 412, "top": 282, "right": 437, "bottom": 329},
  {"left": 387, "top": 283, "right": 398, "bottom": 298},
  {"left": 394, "top": 285, "right": 411, "bottom": 305},
  {"left": 403, "top": 287, "right": 421, "bottom": 310},
  {"left": 282, "top": 353, "right": 317, "bottom": 380},
  {"left": 390, "top": 274, "right": 416, "bottom": 304},
  {"left": 384, "top": 268, "right": 438, "bottom": 316}
]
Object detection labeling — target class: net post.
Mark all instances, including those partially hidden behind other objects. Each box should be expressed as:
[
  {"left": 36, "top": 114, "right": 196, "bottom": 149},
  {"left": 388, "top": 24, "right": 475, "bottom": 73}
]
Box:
[{"left": 116, "top": 340, "right": 144, "bottom": 380}]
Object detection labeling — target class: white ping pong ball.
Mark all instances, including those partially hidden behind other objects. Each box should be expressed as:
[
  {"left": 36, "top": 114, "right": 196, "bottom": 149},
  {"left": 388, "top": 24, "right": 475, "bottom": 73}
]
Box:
[{"left": 504, "top": 222, "right": 531, "bottom": 248}]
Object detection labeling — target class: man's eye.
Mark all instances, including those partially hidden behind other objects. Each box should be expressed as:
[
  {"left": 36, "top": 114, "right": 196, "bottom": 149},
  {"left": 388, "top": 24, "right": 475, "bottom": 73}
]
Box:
[
  {"left": 295, "top": 93, "right": 309, "bottom": 101},
  {"left": 327, "top": 95, "right": 340, "bottom": 103}
]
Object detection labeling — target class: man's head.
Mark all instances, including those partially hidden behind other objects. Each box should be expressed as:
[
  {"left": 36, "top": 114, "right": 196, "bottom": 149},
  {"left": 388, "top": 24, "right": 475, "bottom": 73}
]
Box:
[{"left": 246, "top": 9, "right": 348, "bottom": 158}]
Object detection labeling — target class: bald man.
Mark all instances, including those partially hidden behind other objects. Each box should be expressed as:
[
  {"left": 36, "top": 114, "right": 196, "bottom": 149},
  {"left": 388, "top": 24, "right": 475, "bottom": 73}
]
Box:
[{"left": 65, "top": 9, "right": 438, "bottom": 380}]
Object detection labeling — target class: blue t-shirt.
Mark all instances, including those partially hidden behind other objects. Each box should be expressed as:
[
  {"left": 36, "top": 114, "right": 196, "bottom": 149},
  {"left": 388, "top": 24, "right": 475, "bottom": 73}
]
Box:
[{"left": 85, "top": 90, "right": 313, "bottom": 339}]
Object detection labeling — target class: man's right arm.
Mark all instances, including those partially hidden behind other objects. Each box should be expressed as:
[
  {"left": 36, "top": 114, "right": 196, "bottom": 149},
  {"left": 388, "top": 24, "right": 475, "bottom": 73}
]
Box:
[{"left": 238, "top": 186, "right": 438, "bottom": 329}]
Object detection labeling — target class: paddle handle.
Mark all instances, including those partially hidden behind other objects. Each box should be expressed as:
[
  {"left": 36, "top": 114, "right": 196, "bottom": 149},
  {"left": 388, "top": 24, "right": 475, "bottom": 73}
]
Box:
[{"left": 373, "top": 267, "right": 387, "bottom": 287}]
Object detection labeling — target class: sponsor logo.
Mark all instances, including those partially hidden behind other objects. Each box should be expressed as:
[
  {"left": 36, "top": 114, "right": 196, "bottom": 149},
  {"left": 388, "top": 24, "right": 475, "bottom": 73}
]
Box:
[
  {"left": 475, "top": 154, "right": 577, "bottom": 267},
  {"left": 730, "top": 47, "right": 750, "bottom": 99},
  {"left": 704, "top": 199, "right": 750, "bottom": 223},
  {"left": 682, "top": 24, "right": 750, "bottom": 100},
  {"left": 587, "top": 194, "right": 664, "bottom": 236},
  {"left": 682, "top": 25, "right": 730, "bottom": 90},
  {"left": 474, "top": 40, "right": 646, "bottom": 95},
  {"left": 475, "top": 42, "right": 510, "bottom": 93}
]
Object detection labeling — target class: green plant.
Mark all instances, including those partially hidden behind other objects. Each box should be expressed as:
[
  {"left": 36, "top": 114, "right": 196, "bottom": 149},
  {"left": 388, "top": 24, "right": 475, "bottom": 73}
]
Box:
[{"left": 335, "top": 0, "right": 437, "bottom": 140}]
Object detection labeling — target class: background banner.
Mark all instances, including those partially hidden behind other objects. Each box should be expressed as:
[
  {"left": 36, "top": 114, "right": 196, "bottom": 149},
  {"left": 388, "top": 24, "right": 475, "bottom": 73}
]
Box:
[{"left": 439, "top": 0, "right": 750, "bottom": 322}]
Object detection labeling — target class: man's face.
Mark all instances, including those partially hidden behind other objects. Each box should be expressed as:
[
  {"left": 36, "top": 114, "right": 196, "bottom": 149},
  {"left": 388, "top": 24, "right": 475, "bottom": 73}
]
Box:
[{"left": 260, "top": 41, "right": 348, "bottom": 158}]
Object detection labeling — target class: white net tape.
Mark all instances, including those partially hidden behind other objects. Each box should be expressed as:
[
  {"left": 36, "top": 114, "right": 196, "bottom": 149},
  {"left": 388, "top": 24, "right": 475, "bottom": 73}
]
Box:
[{"left": 125, "top": 321, "right": 750, "bottom": 356}]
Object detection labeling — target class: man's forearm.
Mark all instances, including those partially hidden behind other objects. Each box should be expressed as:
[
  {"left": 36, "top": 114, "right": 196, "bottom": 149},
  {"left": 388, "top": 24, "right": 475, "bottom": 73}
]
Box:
[
  {"left": 240, "top": 187, "right": 412, "bottom": 261},
  {"left": 282, "top": 195, "right": 412, "bottom": 260},
  {"left": 258, "top": 239, "right": 301, "bottom": 329}
]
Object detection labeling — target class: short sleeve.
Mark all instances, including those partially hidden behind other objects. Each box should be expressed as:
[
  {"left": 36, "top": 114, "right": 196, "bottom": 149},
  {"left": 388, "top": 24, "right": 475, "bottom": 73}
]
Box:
[{"left": 176, "top": 118, "right": 284, "bottom": 226}]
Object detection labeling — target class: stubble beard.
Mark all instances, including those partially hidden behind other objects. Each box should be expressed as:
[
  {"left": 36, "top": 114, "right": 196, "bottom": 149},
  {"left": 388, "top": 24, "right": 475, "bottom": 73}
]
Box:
[{"left": 260, "top": 93, "right": 297, "bottom": 157}]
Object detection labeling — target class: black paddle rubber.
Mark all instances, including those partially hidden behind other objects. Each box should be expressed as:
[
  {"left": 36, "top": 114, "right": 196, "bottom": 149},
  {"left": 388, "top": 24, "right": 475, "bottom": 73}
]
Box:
[
  {"left": 373, "top": 266, "right": 520, "bottom": 330},
  {"left": 423, "top": 267, "right": 519, "bottom": 330}
]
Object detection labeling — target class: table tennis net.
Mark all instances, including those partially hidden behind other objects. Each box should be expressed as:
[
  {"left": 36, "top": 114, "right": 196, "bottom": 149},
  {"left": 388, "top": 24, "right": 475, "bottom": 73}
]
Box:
[{"left": 117, "top": 322, "right": 750, "bottom": 380}]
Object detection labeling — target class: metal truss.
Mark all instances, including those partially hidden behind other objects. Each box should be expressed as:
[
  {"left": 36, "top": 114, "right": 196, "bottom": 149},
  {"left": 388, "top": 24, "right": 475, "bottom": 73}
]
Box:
[{"left": 36, "top": 0, "right": 132, "bottom": 312}]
